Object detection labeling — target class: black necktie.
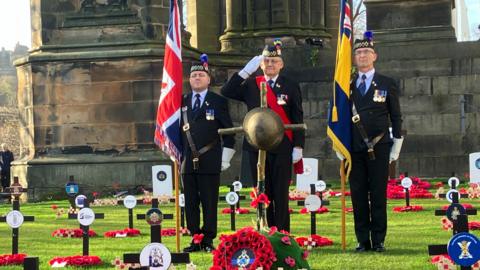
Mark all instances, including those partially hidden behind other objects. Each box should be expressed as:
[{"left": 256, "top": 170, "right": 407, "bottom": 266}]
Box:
[
  {"left": 358, "top": 74, "right": 367, "bottom": 96},
  {"left": 193, "top": 93, "right": 201, "bottom": 111},
  {"left": 268, "top": 79, "right": 275, "bottom": 89}
]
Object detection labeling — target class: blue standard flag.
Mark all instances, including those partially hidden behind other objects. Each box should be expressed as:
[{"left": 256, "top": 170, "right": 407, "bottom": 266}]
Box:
[{"left": 327, "top": 0, "right": 353, "bottom": 176}]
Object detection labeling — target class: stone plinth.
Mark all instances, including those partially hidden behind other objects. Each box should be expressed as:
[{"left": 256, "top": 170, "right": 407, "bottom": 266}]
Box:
[{"left": 364, "top": 0, "right": 456, "bottom": 43}]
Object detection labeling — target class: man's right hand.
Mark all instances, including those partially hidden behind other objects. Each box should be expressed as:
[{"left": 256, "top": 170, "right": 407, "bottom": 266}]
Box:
[{"left": 238, "top": 55, "right": 264, "bottom": 79}]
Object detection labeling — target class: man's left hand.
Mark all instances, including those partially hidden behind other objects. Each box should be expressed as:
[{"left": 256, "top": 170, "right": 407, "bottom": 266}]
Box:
[
  {"left": 292, "top": 147, "right": 303, "bottom": 163},
  {"left": 389, "top": 137, "right": 404, "bottom": 163}
]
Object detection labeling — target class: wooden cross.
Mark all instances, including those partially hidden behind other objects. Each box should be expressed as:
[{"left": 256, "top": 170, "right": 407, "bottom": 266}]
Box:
[
  {"left": 0, "top": 177, "right": 39, "bottom": 270},
  {"left": 429, "top": 192, "right": 477, "bottom": 270},
  {"left": 68, "top": 198, "right": 105, "bottom": 256},
  {"left": 117, "top": 196, "right": 144, "bottom": 229},
  {"left": 123, "top": 198, "right": 190, "bottom": 267}
]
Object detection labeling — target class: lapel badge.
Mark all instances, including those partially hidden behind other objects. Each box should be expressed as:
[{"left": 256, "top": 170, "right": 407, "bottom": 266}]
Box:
[
  {"left": 206, "top": 109, "right": 215, "bottom": 120},
  {"left": 277, "top": 94, "right": 287, "bottom": 105},
  {"left": 205, "top": 101, "right": 210, "bottom": 107}
]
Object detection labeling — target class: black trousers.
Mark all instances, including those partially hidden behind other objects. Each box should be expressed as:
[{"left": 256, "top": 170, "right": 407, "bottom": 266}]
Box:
[
  {"left": 182, "top": 173, "right": 220, "bottom": 244},
  {"left": 349, "top": 143, "right": 390, "bottom": 246},
  {"left": 249, "top": 151, "right": 292, "bottom": 232}
]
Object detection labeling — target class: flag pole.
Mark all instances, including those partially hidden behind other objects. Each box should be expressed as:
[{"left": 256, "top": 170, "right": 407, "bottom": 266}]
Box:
[
  {"left": 340, "top": 159, "right": 347, "bottom": 252},
  {"left": 174, "top": 160, "right": 181, "bottom": 252}
]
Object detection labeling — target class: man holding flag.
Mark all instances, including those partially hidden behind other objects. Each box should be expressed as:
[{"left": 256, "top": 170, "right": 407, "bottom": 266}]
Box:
[
  {"left": 328, "top": 0, "right": 404, "bottom": 253},
  {"left": 154, "top": 0, "right": 234, "bottom": 254}
]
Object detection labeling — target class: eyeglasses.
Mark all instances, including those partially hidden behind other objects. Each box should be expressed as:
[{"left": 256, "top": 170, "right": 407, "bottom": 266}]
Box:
[
  {"left": 354, "top": 50, "right": 374, "bottom": 56},
  {"left": 263, "top": 58, "right": 281, "bottom": 64}
]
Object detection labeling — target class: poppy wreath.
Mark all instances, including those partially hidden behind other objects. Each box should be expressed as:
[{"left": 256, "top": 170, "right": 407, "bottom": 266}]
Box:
[
  {"left": 49, "top": 255, "right": 102, "bottom": 267},
  {"left": 263, "top": 228, "right": 310, "bottom": 269},
  {"left": 295, "top": 234, "right": 333, "bottom": 249},
  {"left": 212, "top": 227, "right": 276, "bottom": 269},
  {"left": 52, "top": 228, "right": 97, "bottom": 238},
  {"left": 299, "top": 207, "right": 329, "bottom": 214},
  {"left": 104, "top": 228, "right": 141, "bottom": 238},
  {"left": 0, "top": 254, "right": 26, "bottom": 266},
  {"left": 221, "top": 207, "right": 251, "bottom": 214},
  {"left": 392, "top": 205, "right": 424, "bottom": 212}
]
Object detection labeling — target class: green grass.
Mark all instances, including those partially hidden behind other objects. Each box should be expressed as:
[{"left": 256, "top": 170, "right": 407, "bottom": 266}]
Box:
[{"left": 0, "top": 184, "right": 473, "bottom": 270}]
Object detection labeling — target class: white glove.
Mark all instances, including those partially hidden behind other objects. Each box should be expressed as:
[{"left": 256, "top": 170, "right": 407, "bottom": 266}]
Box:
[
  {"left": 292, "top": 147, "right": 303, "bottom": 163},
  {"left": 389, "top": 137, "right": 404, "bottom": 163},
  {"left": 336, "top": 151, "right": 345, "bottom": 161},
  {"left": 221, "top": 147, "right": 236, "bottom": 171},
  {"left": 238, "top": 55, "right": 264, "bottom": 79}
]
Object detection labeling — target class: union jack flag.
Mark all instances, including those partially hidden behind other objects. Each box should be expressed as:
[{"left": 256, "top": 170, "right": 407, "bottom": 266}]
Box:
[{"left": 154, "top": 0, "right": 183, "bottom": 164}]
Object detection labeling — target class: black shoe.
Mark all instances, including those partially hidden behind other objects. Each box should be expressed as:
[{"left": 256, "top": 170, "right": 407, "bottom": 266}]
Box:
[
  {"left": 183, "top": 243, "right": 202, "bottom": 253},
  {"left": 372, "top": 243, "right": 386, "bottom": 252},
  {"left": 355, "top": 243, "right": 371, "bottom": 252},
  {"left": 202, "top": 243, "right": 216, "bottom": 253}
]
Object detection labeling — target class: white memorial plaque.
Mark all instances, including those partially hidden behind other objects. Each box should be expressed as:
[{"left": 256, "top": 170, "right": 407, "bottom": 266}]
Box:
[
  {"left": 232, "top": 181, "right": 243, "bottom": 192},
  {"left": 304, "top": 195, "right": 322, "bottom": 212},
  {"left": 315, "top": 180, "right": 327, "bottom": 192},
  {"left": 75, "top": 194, "right": 87, "bottom": 208},
  {"left": 6, "top": 210, "right": 24, "bottom": 228},
  {"left": 296, "top": 158, "right": 318, "bottom": 192},
  {"left": 446, "top": 189, "right": 459, "bottom": 203},
  {"left": 123, "top": 195, "right": 137, "bottom": 209},
  {"left": 401, "top": 177, "right": 413, "bottom": 189},
  {"left": 448, "top": 177, "right": 460, "bottom": 188},
  {"left": 77, "top": 208, "right": 95, "bottom": 226},
  {"left": 179, "top": 194, "right": 185, "bottom": 207},
  {"left": 470, "top": 152, "right": 480, "bottom": 183},
  {"left": 152, "top": 165, "right": 173, "bottom": 196},
  {"left": 139, "top": 243, "right": 171, "bottom": 269},
  {"left": 225, "top": 192, "right": 239, "bottom": 205}
]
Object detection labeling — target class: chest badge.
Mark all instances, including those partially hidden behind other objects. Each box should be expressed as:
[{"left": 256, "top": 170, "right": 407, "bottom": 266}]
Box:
[
  {"left": 206, "top": 109, "right": 215, "bottom": 120},
  {"left": 277, "top": 94, "right": 288, "bottom": 105},
  {"left": 373, "top": 89, "right": 387, "bottom": 102}
]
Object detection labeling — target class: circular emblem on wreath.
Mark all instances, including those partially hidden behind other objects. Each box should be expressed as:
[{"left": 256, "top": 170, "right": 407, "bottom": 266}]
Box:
[
  {"left": 231, "top": 248, "right": 255, "bottom": 268},
  {"left": 212, "top": 227, "right": 276, "bottom": 269}
]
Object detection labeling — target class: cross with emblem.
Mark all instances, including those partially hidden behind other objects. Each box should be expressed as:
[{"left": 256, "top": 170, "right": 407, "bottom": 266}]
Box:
[
  {"left": 123, "top": 198, "right": 190, "bottom": 267},
  {"left": 0, "top": 176, "right": 40, "bottom": 269},
  {"left": 219, "top": 181, "right": 247, "bottom": 231},
  {"left": 117, "top": 194, "right": 144, "bottom": 229},
  {"left": 429, "top": 185, "right": 479, "bottom": 270},
  {"left": 68, "top": 195, "right": 105, "bottom": 256},
  {"left": 218, "top": 82, "right": 306, "bottom": 230}
]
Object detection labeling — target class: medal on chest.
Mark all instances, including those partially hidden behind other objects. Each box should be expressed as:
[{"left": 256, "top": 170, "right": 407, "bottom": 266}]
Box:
[
  {"left": 206, "top": 108, "right": 215, "bottom": 120},
  {"left": 277, "top": 94, "right": 288, "bottom": 105}
]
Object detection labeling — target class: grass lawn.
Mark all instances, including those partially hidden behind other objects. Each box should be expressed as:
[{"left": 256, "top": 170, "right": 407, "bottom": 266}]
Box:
[{"left": 0, "top": 183, "right": 473, "bottom": 270}]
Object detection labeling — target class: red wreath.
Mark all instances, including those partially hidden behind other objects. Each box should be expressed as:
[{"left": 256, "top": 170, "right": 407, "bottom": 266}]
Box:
[
  {"left": 295, "top": 234, "right": 333, "bottom": 248},
  {"left": 392, "top": 205, "right": 424, "bottom": 212},
  {"left": 49, "top": 255, "right": 102, "bottom": 266},
  {"left": 0, "top": 254, "right": 26, "bottom": 266},
  {"left": 104, "top": 228, "right": 141, "bottom": 238},
  {"left": 441, "top": 203, "right": 473, "bottom": 210},
  {"left": 52, "top": 228, "right": 97, "bottom": 238},
  {"left": 221, "top": 208, "right": 251, "bottom": 214},
  {"left": 299, "top": 207, "right": 329, "bottom": 214},
  {"left": 212, "top": 227, "right": 276, "bottom": 269}
]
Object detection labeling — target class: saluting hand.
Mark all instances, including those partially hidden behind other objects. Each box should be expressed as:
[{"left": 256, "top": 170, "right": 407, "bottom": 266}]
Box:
[{"left": 238, "top": 55, "right": 264, "bottom": 79}]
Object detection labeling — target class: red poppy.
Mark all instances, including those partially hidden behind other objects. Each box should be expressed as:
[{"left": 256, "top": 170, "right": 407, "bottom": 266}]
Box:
[
  {"left": 0, "top": 254, "right": 26, "bottom": 266},
  {"left": 193, "top": 233, "right": 204, "bottom": 244}
]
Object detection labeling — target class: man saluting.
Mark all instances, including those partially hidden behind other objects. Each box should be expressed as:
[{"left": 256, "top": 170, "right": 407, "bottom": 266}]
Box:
[{"left": 221, "top": 40, "right": 305, "bottom": 232}]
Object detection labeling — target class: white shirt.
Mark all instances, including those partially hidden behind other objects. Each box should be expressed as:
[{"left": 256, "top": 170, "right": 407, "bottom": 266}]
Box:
[
  {"left": 264, "top": 74, "right": 279, "bottom": 87},
  {"left": 191, "top": 89, "right": 208, "bottom": 108},
  {"left": 356, "top": 68, "right": 375, "bottom": 93}
]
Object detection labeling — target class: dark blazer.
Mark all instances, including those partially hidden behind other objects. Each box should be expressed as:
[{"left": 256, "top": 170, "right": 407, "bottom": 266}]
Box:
[
  {"left": 180, "top": 90, "right": 235, "bottom": 174},
  {"left": 350, "top": 72, "right": 402, "bottom": 152},
  {"left": 221, "top": 73, "right": 305, "bottom": 154}
]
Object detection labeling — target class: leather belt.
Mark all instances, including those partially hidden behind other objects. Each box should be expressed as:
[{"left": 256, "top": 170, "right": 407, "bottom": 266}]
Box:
[
  {"left": 182, "top": 108, "right": 218, "bottom": 170},
  {"left": 351, "top": 102, "right": 384, "bottom": 160}
]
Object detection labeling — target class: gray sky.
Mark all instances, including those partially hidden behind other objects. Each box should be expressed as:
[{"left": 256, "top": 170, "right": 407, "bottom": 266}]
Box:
[{"left": 0, "top": 0, "right": 478, "bottom": 51}]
